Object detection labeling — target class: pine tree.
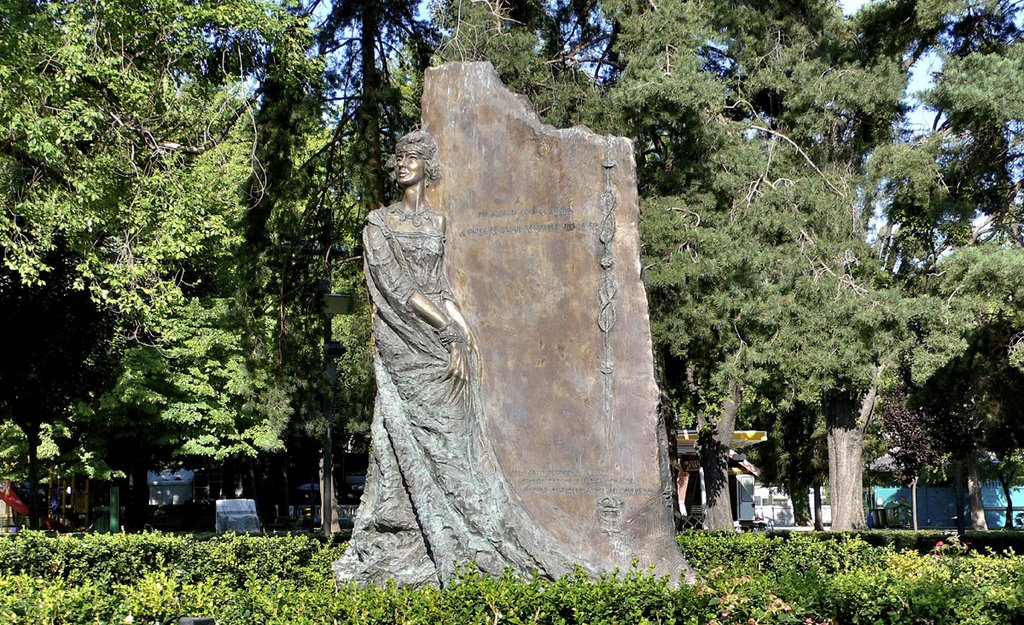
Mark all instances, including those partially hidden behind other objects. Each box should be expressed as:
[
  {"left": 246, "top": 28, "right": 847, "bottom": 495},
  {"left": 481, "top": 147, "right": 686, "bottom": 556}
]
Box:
[{"left": 867, "top": 0, "right": 1023, "bottom": 531}]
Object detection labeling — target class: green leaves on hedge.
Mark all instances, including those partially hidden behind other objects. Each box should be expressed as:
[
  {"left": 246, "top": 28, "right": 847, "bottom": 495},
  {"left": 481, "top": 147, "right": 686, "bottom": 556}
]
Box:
[{"left": 3, "top": 531, "right": 1024, "bottom": 624}]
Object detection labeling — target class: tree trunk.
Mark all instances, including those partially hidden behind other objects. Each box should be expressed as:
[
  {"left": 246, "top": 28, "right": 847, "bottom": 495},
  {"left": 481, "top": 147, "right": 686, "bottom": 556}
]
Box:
[
  {"left": 280, "top": 461, "right": 290, "bottom": 521},
  {"left": 825, "top": 395, "right": 866, "bottom": 530},
  {"left": 966, "top": 452, "right": 988, "bottom": 531},
  {"left": 911, "top": 477, "right": 919, "bottom": 531},
  {"left": 697, "top": 430, "right": 732, "bottom": 531},
  {"left": 126, "top": 463, "right": 150, "bottom": 531},
  {"left": 788, "top": 482, "right": 810, "bottom": 526},
  {"left": 661, "top": 386, "right": 683, "bottom": 530},
  {"left": 954, "top": 461, "right": 966, "bottom": 534},
  {"left": 824, "top": 365, "right": 884, "bottom": 531},
  {"left": 223, "top": 462, "right": 237, "bottom": 500},
  {"left": 999, "top": 473, "right": 1013, "bottom": 529},
  {"left": 670, "top": 454, "right": 685, "bottom": 531},
  {"left": 116, "top": 426, "right": 150, "bottom": 531},
  {"left": 786, "top": 481, "right": 811, "bottom": 524},
  {"left": 652, "top": 349, "right": 683, "bottom": 530},
  {"left": 320, "top": 428, "right": 340, "bottom": 536},
  {"left": 24, "top": 424, "right": 41, "bottom": 530},
  {"left": 246, "top": 459, "right": 261, "bottom": 517},
  {"left": 357, "top": 0, "right": 384, "bottom": 210},
  {"left": 812, "top": 482, "right": 825, "bottom": 531},
  {"left": 698, "top": 380, "right": 742, "bottom": 531},
  {"left": 658, "top": 401, "right": 683, "bottom": 532}
]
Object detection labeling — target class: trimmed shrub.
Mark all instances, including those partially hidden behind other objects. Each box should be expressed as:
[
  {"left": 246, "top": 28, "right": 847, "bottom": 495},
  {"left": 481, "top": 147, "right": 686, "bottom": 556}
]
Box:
[
  {"left": 855, "top": 529, "right": 1024, "bottom": 555},
  {"left": 0, "top": 531, "right": 345, "bottom": 587},
  {"left": 3, "top": 531, "right": 1024, "bottom": 624},
  {"left": 678, "top": 531, "right": 891, "bottom": 576}
]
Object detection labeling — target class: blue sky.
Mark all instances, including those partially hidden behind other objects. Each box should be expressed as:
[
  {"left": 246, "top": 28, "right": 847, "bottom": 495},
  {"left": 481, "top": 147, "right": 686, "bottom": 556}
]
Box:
[{"left": 840, "top": 0, "right": 940, "bottom": 133}]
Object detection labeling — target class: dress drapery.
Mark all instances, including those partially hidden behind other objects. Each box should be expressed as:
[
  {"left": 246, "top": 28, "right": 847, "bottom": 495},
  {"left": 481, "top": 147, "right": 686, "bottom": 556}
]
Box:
[{"left": 334, "top": 206, "right": 584, "bottom": 587}]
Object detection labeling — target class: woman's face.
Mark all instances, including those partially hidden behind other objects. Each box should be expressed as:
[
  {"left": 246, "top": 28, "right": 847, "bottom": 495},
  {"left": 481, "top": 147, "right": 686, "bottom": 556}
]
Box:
[{"left": 396, "top": 151, "right": 425, "bottom": 188}]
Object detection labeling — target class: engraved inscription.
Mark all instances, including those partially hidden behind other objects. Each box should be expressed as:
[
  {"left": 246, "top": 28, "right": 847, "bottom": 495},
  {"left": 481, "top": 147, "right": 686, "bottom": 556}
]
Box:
[
  {"left": 598, "top": 496, "right": 628, "bottom": 555},
  {"left": 598, "top": 496, "right": 625, "bottom": 534},
  {"left": 460, "top": 205, "right": 599, "bottom": 238},
  {"left": 478, "top": 207, "right": 573, "bottom": 218},
  {"left": 507, "top": 468, "right": 657, "bottom": 496},
  {"left": 418, "top": 62, "right": 695, "bottom": 582}
]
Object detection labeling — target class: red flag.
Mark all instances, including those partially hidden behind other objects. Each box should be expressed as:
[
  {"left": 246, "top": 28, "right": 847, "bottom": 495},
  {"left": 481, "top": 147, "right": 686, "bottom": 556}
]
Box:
[{"left": 0, "top": 480, "right": 30, "bottom": 516}]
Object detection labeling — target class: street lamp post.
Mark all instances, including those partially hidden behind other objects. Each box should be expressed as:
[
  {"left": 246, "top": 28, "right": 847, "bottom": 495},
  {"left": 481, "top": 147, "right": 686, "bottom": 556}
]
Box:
[{"left": 321, "top": 283, "right": 354, "bottom": 539}]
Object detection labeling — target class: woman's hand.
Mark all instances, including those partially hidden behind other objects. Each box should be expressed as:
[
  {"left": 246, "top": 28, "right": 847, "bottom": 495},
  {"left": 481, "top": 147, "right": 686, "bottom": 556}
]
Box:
[
  {"left": 441, "top": 300, "right": 476, "bottom": 402},
  {"left": 463, "top": 324, "right": 479, "bottom": 359},
  {"left": 445, "top": 341, "right": 470, "bottom": 402}
]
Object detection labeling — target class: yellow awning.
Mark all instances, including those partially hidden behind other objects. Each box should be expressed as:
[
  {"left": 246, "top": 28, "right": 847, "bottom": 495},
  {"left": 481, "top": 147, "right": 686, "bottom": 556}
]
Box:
[{"left": 676, "top": 430, "right": 767, "bottom": 450}]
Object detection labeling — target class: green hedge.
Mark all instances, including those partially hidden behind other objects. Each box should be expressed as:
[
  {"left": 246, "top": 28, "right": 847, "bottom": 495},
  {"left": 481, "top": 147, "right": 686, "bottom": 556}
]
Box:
[
  {"left": 2, "top": 531, "right": 1024, "bottom": 624},
  {"left": 679, "top": 528, "right": 1024, "bottom": 561},
  {"left": 678, "top": 532, "right": 1024, "bottom": 624},
  {"left": 0, "top": 531, "right": 345, "bottom": 587},
  {"left": 677, "top": 531, "right": 893, "bottom": 575},
  {"left": 853, "top": 529, "right": 1024, "bottom": 554},
  {"left": 0, "top": 568, "right": 717, "bottom": 625}
]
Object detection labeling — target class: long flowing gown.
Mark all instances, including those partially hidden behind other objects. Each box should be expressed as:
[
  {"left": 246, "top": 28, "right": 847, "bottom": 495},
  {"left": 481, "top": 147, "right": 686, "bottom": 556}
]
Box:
[{"left": 333, "top": 206, "right": 585, "bottom": 587}]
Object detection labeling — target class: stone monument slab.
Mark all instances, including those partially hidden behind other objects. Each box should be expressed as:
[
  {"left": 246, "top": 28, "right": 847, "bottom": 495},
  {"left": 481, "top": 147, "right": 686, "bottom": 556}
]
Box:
[{"left": 421, "top": 62, "right": 688, "bottom": 577}]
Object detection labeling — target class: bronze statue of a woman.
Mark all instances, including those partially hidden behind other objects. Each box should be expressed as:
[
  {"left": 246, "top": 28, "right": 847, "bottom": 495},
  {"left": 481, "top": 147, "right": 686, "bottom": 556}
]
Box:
[{"left": 334, "top": 131, "right": 584, "bottom": 587}]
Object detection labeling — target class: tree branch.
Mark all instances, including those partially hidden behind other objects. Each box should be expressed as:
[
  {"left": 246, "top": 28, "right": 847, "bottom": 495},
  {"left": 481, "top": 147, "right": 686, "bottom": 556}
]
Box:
[
  {"left": 0, "top": 138, "right": 75, "bottom": 192},
  {"left": 748, "top": 124, "right": 845, "bottom": 198},
  {"left": 106, "top": 90, "right": 261, "bottom": 157}
]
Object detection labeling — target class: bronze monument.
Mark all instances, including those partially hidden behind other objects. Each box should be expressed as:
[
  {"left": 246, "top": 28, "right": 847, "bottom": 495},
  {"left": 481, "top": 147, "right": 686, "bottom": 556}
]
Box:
[{"left": 334, "top": 63, "right": 691, "bottom": 587}]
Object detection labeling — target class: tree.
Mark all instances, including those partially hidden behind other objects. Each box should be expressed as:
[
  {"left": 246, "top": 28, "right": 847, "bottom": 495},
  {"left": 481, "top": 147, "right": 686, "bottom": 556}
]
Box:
[
  {"left": 865, "top": 0, "right": 1023, "bottom": 531},
  {"left": 616, "top": 0, "right": 915, "bottom": 530},
  {"left": 3, "top": 0, "right": 1017, "bottom": 535},
  {"left": 921, "top": 252, "right": 1024, "bottom": 530},
  {"left": 0, "top": 0, "right": 326, "bottom": 512},
  {"left": 0, "top": 244, "right": 114, "bottom": 528},
  {"left": 226, "top": 0, "right": 443, "bottom": 525},
  {"left": 991, "top": 451, "right": 1024, "bottom": 529},
  {"left": 754, "top": 398, "right": 828, "bottom": 528},
  {"left": 437, "top": 1, "right": 923, "bottom": 530},
  {"left": 0, "top": 0, "right": 311, "bottom": 314}
]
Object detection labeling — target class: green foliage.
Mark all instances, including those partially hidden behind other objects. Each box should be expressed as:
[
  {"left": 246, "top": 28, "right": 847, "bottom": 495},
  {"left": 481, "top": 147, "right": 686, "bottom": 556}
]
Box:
[
  {"left": 0, "top": 0, "right": 313, "bottom": 312},
  {"left": 615, "top": 0, "right": 918, "bottom": 520},
  {"left": 430, "top": 0, "right": 1021, "bottom": 530},
  {"left": 4, "top": 532, "right": 1024, "bottom": 624},
  {"left": 681, "top": 531, "right": 1024, "bottom": 624},
  {"left": 0, "top": 0, "right": 331, "bottom": 483},
  {"left": 97, "top": 297, "right": 294, "bottom": 462},
  {"left": 678, "top": 531, "right": 892, "bottom": 577},
  {"left": 2, "top": 0, "right": 1021, "bottom": 544},
  {"left": 869, "top": 0, "right": 1023, "bottom": 481},
  {"left": 681, "top": 528, "right": 1024, "bottom": 561},
  {"left": 0, "top": 531, "right": 344, "bottom": 588},
  {"left": 434, "top": 0, "right": 612, "bottom": 131}
]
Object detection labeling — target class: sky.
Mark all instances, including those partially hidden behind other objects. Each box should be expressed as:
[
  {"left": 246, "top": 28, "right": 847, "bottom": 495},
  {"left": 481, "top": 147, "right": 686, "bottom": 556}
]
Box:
[{"left": 839, "top": 0, "right": 942, "bottom": 133}]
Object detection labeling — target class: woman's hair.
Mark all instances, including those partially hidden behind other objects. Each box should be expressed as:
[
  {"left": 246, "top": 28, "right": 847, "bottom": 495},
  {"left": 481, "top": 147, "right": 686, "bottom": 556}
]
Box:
[{"left": 386, "top": 130, "right": 443, "bottom": 187}]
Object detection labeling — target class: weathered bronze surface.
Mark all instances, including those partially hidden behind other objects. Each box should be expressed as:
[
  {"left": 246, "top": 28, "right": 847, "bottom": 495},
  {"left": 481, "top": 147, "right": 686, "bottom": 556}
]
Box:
[
  {"left": 336, "top": 62, "right": 690, "bottom": 587},
  {"left": 335, "top": 130, "right": 592, "bottom": 588},
  {"left": 422, "top": 62, "right": 689, "bottom": 579}
]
